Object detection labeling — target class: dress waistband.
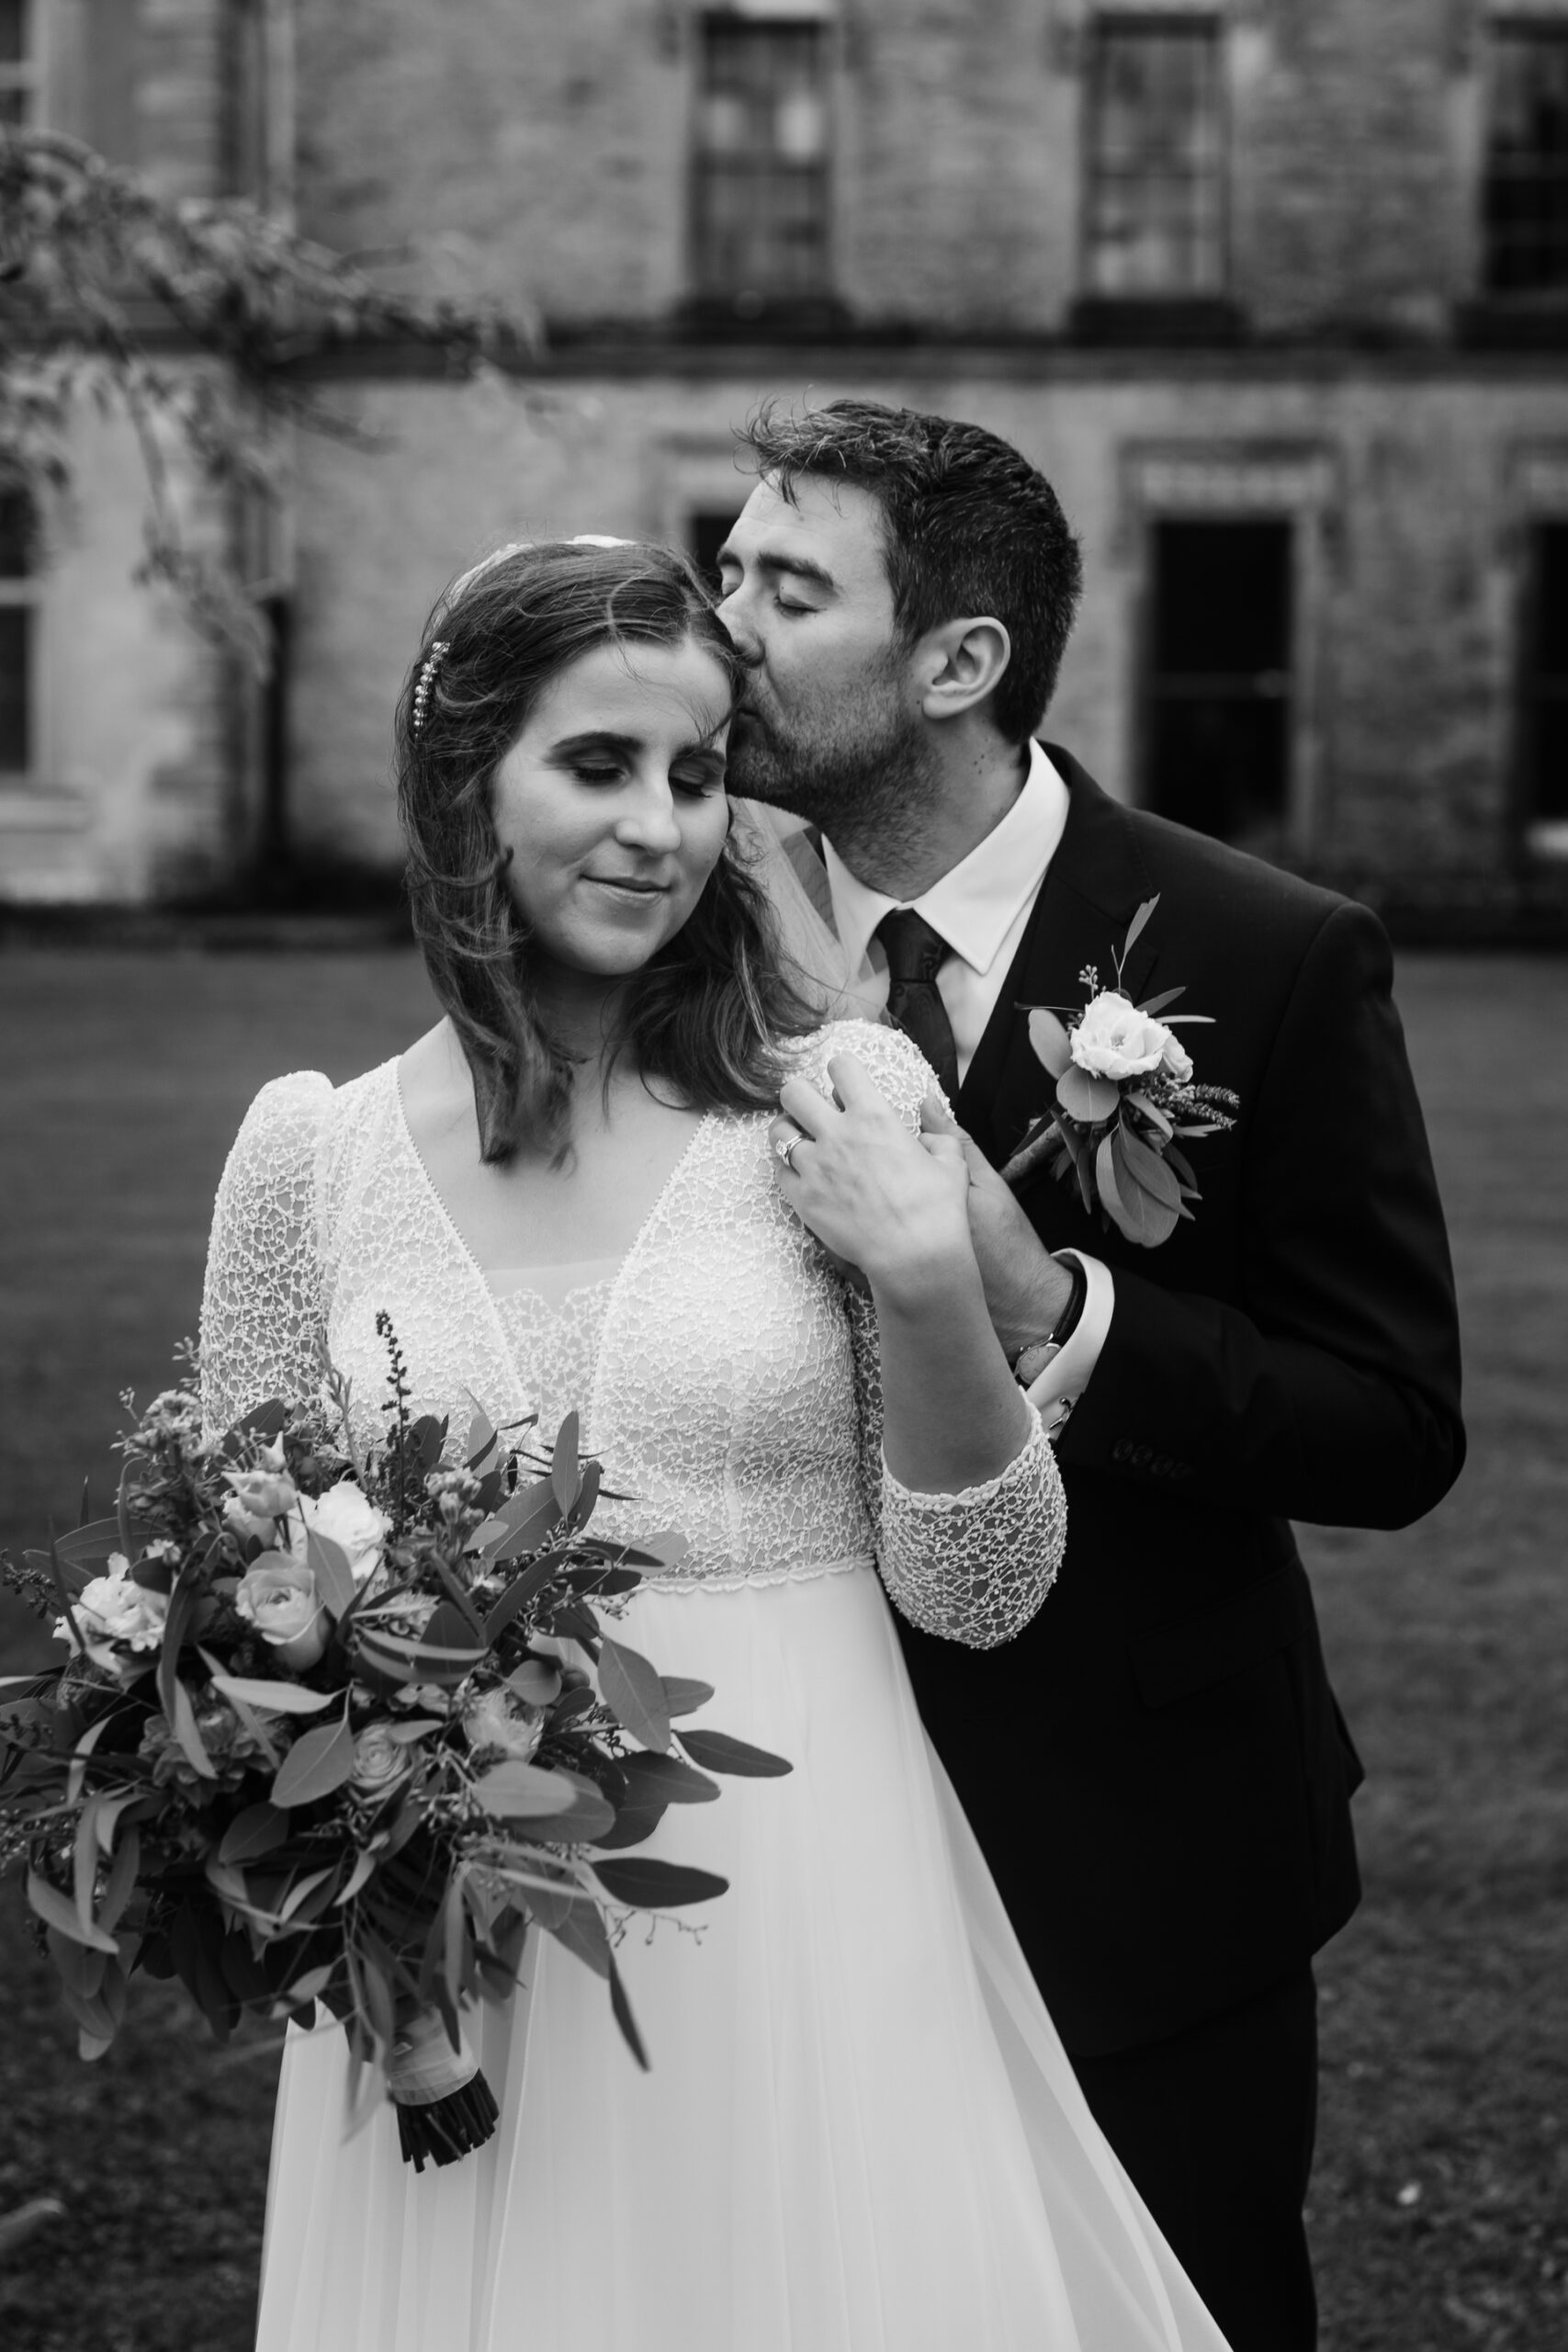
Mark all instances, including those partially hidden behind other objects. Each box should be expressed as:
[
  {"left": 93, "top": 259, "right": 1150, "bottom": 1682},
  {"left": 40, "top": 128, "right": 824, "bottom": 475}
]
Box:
[{"left": 640, "top": 1554, "right": 874, "bottom": 1597}]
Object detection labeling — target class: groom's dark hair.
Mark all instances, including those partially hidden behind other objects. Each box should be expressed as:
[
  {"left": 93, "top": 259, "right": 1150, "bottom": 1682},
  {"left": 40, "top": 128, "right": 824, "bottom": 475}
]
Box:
[{"left": 736, "top": 399, "right": 1083, "bottom": 744}]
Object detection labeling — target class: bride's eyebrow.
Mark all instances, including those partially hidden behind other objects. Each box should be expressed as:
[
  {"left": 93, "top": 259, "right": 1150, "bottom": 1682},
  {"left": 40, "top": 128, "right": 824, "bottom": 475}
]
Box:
[{"left": 549, "top": 729, "right": 640, "bottom": 760}]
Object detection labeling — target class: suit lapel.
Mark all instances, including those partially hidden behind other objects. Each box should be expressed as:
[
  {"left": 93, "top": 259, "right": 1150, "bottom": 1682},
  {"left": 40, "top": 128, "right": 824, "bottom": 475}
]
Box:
[{"left": 958, "top": 749, "right": 1158, "bottom": 1173}]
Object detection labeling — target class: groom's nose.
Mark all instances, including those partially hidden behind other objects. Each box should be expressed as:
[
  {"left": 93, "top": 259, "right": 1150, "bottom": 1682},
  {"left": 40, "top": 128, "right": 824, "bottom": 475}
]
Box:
[{"left": 715, "top": 590, "right": 763, "bottom": 665}]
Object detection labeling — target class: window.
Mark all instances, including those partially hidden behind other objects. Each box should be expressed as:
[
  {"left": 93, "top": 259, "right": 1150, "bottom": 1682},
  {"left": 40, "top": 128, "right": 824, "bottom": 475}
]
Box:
[
  {"left": 687, "top": 507, "right": 741, "bottom": 594},
  {"left": 0, "top": 482, "right": 38, "bottom": 776},
  {"left": 0, "top": 0, "right": 37, "bottom": 128},
  {"left": 1483, "top": 22, "right": 1568, "bottom": 294},
  {"left": 692, "top": 17, "right": 831, "bottom": 310},
  {"left": 1084, "top": 16, "right": 1224, "bottom": 297},
  {"left": 1519, "top": 523, "right": 1568, "bottom": 854},
  {"left": 1145, "top": 519, "right": 1292, "bottom": 851}
]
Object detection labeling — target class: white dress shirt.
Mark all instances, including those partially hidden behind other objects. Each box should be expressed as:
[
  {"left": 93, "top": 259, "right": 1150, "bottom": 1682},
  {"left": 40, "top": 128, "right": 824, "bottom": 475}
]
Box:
[{"left": 820, "top": 741, "right": 1113, "bottom": 1423}]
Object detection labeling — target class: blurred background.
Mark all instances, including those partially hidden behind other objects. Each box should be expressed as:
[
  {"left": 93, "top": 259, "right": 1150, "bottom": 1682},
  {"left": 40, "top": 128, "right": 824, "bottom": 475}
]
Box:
[{"left": 2, "top": 4, "right": 1566, "bottom": 2349}]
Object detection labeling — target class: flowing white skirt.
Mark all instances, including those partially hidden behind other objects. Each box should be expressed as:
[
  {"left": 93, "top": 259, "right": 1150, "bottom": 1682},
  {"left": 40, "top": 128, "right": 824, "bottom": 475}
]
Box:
[{"left": 256, "top": 1566, "right": 1230, "bottom": 2352}]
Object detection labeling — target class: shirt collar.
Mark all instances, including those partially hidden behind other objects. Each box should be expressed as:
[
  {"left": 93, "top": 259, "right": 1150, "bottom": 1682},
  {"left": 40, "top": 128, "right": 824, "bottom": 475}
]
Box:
[{"left": 822, "top": 739, "right": 1069, "bottom": 978}]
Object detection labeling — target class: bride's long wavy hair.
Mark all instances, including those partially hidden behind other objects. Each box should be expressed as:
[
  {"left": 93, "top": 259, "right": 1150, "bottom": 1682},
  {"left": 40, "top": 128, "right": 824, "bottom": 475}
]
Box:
[{"left": 396, "top": 538, "right": 818, "bottom": 1164}]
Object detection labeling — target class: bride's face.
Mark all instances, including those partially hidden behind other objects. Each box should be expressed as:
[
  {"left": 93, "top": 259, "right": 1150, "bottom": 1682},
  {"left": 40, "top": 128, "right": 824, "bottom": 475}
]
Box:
[{"left": 491, "top": 637, "right": 733, "bottom": 983}]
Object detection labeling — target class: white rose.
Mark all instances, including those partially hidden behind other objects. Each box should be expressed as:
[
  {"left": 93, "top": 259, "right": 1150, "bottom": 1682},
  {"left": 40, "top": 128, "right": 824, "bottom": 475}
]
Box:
[
  {"left": 351, "top": 1722, "right": 412, "bottom": 1795},
  {"left": 1160, "top": 1032, "right": 1194, "bottom": 1086},
  {"left": 1071, "top": 991, "right": 1179, "bottom": 1084},
  {"left": 61, "top": 1555, "right": 170, "bottom": 1653},
  {"left": 284, "top": 1480, "right": 389, "bottom": 1586}
]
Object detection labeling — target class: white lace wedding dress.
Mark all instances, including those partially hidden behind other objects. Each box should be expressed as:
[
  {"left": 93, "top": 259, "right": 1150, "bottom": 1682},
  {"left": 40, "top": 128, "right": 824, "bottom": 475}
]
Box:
[{"left": 201, "top": 1019, "right": 1228, "bottom": 2352}]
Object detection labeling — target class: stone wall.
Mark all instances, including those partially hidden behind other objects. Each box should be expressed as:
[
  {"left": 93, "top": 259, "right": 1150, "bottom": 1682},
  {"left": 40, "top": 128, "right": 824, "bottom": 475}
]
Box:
[
  {"left": 278, "top": 355, "right": 1567, "bottom": 890},
  {"left": 287, "top": 0, "right": 1509, "bottom": 338}
]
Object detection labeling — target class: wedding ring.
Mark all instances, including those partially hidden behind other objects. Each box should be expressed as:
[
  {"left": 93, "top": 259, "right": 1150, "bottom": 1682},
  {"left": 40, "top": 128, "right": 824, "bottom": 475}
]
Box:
[{"left": 773, "top": 1129, "right": 804, "bottom": 1173}]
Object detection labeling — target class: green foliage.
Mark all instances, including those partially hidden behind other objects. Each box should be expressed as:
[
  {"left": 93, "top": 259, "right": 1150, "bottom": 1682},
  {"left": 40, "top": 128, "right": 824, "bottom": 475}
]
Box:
[{"left": 0, "top": 127, "right": 531, "bottom": 670}]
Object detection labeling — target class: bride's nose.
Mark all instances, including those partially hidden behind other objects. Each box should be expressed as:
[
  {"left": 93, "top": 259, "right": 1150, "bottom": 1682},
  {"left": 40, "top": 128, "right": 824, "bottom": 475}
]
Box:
[{"left": 614, "top": 782, "right": 682, "bottom": 856}]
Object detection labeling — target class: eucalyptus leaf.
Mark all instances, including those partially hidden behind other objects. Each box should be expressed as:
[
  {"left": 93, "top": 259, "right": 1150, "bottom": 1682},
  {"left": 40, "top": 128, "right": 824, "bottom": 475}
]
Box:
[
  {"left": 209, "top": 1671, "right": 337, "bottom": 1715},
  {"left": 484, "top": 1477, "right": 562, "bottom": 1564},
  {"left": 28, "top": 1868, "right": 118, "bottom": 1954},
  {"left": 463, "top": 1403, "right": 500, "bottom": 1471},
  {"left": 660, "top": 1676, "right": 716, "bottom": 1718},
  {"left": 507, "top": 1657, "right": 563, "bottom": 1707},
  {"left": 1115, "top": 1120, "right": 1183, "bottom": 1209},
  {"left": 51, "top": 1517, "right": 124, "bottom": 1571},
  {"left": 545, "top": 1894, "right": 612, "bottom": 1980},
  {"left": 598, "top": 1638, "right": 671, "bottom": 1755},
  {"left": 170, "top": 1676, "right": 218, "bottom": 1780},
  {"left": 592, "top": 1856, "right": 729, "bottom": 1909},
  {"left": 550, "top": 1411, "right": 581, "bottom": 1514},
  {"left": 305, "top": 1529, "right": 357, "bottom": 1621},
  {"left": 218, "top": 1803, "right": 290, "bottom": 1864},
  {"left": 676, "top": 1728, "right": 794, "bottom": 1780},
  {"left": 616, "top": 1750, "right": 720, "bottom": 1805},
  {"left": 1122, "top": 894, "right": 1160, "bottom": 956},
  {"left": 279, "top": 1866, "right": 338, "bottom": 1923},
  {"left": 270, "top": 1710, "right": 355, "bottom": 1808},
  {"left": 608, "top": 1946, "right": 649, "bottom": 2072},
  {"left": 1057, "top": 1065, "right": 1122, "bottom": 1126},
  {"left": 1026, "top": 1006, "right": 1073, "bottom": 1080},
  {"left": 472, "top": 1760, "right": 584, "bottom": 1819},
  {"left": 1098, "top": 1131, "right": 1180, "bottom": 1248}
]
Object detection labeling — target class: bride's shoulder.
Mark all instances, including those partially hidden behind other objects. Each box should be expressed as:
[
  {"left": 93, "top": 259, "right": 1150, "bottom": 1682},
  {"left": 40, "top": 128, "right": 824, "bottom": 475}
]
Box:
[
  {"left": 227, "top": 1059, "right": 398, "bottom": 1163},
  {"left": 782, "top": 1018, "right": 936, "bottom": 1125}
]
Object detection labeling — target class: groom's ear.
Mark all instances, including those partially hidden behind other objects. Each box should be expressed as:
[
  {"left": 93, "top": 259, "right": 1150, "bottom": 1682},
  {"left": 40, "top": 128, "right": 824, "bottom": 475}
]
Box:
[{"left": 914, "top": 616, "right": 1012, "bottom": 726}]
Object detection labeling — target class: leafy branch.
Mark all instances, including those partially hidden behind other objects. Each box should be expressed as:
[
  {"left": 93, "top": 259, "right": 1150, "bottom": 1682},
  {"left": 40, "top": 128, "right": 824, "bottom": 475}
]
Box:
[{"left": 0, "top": 127, "right": 540, "bottom": 670}]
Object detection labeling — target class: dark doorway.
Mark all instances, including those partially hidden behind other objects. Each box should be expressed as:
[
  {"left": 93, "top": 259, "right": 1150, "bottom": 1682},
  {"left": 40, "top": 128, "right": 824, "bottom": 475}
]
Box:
[
  {"left": 1519, "top": 522, "right": 1568, "bottom": 853},
  {"left": 687, "top": 508, "right": 741, "bottom": 595},
  {"left": 1145, "top": 518, "right": 1292, "bottom": 851}
]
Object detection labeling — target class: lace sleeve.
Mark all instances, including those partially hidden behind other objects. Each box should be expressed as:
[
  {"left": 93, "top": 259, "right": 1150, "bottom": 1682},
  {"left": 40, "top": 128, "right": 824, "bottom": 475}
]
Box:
[
  {"left": 198, "top": 1072, "right": 333, "bottom": 1434},
  {"left": 788, "top": 1021, "right": 1067, "bottom": 1648},
  {"left": 845, "top": 1288, "right": 1065, "bottom": 1647}
]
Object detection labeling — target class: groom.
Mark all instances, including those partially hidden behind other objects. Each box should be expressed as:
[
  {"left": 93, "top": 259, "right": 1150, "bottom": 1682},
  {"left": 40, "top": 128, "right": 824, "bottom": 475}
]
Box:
[{"left": 716, "top": 400, "right": 1464, "bottom": 2351}]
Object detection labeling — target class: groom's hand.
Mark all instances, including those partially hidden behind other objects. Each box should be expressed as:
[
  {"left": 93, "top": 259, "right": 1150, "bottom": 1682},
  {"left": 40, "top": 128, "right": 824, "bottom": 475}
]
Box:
[{"left": 919, "top": 1094, "right": 1073, "bottom": 1356}]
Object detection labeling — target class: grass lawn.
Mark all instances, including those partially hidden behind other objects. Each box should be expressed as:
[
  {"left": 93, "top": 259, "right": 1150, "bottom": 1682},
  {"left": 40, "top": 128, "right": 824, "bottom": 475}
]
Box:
[{"left": 1, "top": 945, "right": 1564, "bottom": 2350}]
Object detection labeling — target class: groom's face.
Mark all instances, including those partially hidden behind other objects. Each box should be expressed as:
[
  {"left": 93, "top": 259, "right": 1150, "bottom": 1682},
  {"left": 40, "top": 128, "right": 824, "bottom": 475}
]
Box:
[{"left": 716, "top": 477, "right": 927, "bottom": 832}]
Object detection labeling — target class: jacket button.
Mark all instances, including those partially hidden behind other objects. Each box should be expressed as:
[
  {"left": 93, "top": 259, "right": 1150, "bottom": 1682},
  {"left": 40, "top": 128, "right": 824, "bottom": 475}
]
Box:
[
  {"left": 1111, "top": 1439, "right": 1134, "bottom": 1464},
  {"left": 1152, "top": 1454, "right": 1174, "bottom": 1478},
  {"left": 1132, "top": 1445, "right": 1155, "bottom": 1472}
]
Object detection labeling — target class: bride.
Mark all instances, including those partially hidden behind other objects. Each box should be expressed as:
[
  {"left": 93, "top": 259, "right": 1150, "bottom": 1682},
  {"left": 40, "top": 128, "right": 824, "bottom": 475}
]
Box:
[{"left": 200, "top": 537, "right": 1228, "bottom": 2352}]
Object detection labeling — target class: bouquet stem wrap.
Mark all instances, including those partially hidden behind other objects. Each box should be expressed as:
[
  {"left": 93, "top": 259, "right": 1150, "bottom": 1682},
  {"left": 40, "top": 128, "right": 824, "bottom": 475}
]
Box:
[{"left": 388, "top": 2004, "right": 499, "bottom": 2172}]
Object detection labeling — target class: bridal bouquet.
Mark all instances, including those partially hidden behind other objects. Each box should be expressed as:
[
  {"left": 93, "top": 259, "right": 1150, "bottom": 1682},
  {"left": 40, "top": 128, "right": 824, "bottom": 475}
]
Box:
[
  {"left": 0, "top": 1322, "right": 787, "bottom": 2170},
  {"left": 1000, "top": 896, "right": 1240, "bottom": 1248}
]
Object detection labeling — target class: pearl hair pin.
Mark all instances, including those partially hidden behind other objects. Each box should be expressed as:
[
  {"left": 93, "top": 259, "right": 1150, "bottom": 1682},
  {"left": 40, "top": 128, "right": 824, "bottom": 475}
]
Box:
[{"left": 411, "top": 641, "right": 450, "bottom": 738}]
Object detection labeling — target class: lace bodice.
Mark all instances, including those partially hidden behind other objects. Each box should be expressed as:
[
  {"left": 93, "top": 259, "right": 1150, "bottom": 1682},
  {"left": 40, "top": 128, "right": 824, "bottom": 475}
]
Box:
[{"left": 198, "top": 1021, "right": 1064, "bottom": 1648}]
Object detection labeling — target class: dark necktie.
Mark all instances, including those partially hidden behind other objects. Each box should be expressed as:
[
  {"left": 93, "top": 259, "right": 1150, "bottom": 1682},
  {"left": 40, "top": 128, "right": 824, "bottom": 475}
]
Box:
[{"left": 875, "top": 909, "right": 960, "bottom": 1102}]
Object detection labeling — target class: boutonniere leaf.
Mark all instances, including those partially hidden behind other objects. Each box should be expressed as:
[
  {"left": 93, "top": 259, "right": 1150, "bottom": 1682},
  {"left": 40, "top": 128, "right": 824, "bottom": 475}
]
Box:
[{"left": 999, "top": 895, "right": 1239, "bottom": 1248}]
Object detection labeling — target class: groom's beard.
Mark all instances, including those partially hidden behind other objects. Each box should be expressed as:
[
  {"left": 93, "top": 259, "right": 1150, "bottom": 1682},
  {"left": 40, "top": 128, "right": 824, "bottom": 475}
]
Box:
[{"left": 727, "top": 671, "right": 942, "bottom": 876}]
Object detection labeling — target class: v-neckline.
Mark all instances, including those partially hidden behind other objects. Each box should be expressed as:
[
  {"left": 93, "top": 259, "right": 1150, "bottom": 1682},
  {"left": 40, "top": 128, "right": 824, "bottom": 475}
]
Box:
[{"left": 387, "top": 1058, "right": 718, "bottom": 1355}]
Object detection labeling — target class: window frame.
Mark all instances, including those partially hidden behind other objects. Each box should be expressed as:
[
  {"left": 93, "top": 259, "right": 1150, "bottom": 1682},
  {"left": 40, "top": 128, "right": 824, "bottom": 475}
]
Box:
[
  {"left": 1481, "top": 16, "right": 1568, "bottom": 299},
  {"left": 687, "top": 11, "right": 836, "bottom": 312},
  {"left": 1080, "top": 10, "right": 1229, "bottom": 304},
  {"left": 1515, "top": 517, "right": 1568, "bottom": 860},
  {"left": 0, "top": 477, "right": 45, "bottom": 790},
  {"left": 0, "top": 0, "right": 39, "bottom": 128}
]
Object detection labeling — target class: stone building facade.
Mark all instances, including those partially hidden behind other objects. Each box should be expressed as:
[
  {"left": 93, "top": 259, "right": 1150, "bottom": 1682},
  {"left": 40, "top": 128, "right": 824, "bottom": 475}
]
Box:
[{"left": 5, "top": 0, "right": 1567, "bottom": 921}]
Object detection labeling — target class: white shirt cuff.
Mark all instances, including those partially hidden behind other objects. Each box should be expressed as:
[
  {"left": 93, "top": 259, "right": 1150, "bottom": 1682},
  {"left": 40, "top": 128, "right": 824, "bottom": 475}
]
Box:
[{"left": 1022, "top": 1250, "right": 1114, "bottom": 1423}]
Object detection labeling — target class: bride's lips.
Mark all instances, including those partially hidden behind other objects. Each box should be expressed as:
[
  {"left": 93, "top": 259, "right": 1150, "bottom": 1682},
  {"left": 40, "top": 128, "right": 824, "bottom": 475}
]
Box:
[{"left": 584, "top": 874, "right": 672, "bottom": 904}]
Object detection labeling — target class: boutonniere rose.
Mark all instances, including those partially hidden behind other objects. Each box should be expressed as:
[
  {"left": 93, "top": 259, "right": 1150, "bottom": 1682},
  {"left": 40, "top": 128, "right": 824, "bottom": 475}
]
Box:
[{"left": 999, "top": 896, "right": 1239, "bottom": 1248}]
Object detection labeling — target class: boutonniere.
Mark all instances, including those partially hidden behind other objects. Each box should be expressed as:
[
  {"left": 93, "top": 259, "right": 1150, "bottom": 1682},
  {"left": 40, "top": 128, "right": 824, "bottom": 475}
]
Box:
[{"left": 998, "top": 896, "right": 1239, "bottom": 1247}]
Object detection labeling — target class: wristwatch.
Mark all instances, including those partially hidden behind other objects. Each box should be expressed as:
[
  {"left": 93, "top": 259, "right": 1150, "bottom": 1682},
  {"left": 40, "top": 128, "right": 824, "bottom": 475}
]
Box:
[{"left": 1010, "top": 1254, "right": 1088, "bottom": 1389}]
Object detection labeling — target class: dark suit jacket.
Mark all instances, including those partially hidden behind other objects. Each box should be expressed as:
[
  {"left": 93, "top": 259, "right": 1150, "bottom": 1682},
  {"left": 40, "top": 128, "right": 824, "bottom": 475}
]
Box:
[{"left": 889, "top": 750, "right": 1465, "bottom": 2058}]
